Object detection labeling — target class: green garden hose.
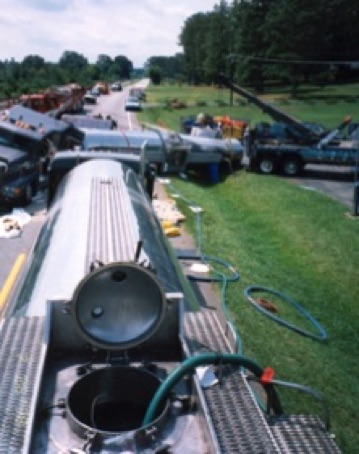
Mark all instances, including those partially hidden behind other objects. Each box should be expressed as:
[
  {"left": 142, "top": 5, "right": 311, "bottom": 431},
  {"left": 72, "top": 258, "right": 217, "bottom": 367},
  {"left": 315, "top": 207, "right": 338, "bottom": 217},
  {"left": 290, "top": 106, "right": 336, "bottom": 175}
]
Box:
[
  {"left": 142, "top": 352, "right": 266, "bottom": 426},
  {"left": 244, "top": 286, "right": 328, "bottom": 341}
]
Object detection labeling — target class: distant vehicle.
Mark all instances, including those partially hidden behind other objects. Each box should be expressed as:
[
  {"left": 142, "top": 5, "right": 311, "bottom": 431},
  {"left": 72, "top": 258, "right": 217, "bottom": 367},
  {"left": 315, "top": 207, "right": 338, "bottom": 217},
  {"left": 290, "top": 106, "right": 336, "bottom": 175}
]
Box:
[
  {"left": 0, "top": 144, "right": 40, "bottom": 205},
  {"left": 19, "top": 83, "right": 85, "bottom": 116},
  {"left": 129, "top": 87, "right": 146, "bottom": 101},
  {"left": 110, "top": 82, "right": 122, "bottom": 91},
  {"left": 125, "top": 96, "right": 142, "bottom": 112},
  {"left": 94, "top": 81, "right": 109, "bottom": 95},
  {"left": 19, "top": 93, "right": 59, "bottom": 114},
  {"left": 84, "top": 91, "right": 97, "bottom": 104},
  {"left": 91, "top": 86, "right": 101, "bottom": 96}
]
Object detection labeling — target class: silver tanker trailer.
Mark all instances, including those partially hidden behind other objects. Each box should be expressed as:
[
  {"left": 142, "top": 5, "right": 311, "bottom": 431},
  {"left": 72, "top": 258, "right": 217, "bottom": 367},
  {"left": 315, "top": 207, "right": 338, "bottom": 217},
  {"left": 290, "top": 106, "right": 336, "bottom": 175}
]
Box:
[{"left": 0, "top": 159, "right": 340, "bottom": 453}]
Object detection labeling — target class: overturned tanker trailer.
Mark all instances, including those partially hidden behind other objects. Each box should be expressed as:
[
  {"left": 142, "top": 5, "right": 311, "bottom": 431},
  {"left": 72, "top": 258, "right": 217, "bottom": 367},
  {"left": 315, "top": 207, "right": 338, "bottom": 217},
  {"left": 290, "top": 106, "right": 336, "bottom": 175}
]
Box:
[{"left": 0, "top": 160, "right": 341, "bottom": 453}]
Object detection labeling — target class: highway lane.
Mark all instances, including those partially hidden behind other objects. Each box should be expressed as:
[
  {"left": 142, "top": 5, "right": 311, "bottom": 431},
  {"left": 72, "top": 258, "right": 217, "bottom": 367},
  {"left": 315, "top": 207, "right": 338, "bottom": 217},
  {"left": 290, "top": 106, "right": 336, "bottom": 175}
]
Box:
[
  {"left": 87, "top": 87, "right": 131, "bottom": 130},
  {"left": 0, "top": 192, "right": 47, "bottom": 317},
  {"left": 86, "top": 78, "right": 149, "bottom": 131},
  {"left": 0, "top": 79, "right": 149, "bottom": 317}
]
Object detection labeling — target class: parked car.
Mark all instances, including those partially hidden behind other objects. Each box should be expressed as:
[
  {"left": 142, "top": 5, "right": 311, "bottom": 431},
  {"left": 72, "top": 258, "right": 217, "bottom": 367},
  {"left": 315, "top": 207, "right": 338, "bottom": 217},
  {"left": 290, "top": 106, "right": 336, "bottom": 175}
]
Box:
[
  {"left": 84, "top": 91, "right": 97, "bottom": 104},
  {"left": 125, "top": 96, "right": 142, "bottom": 112},
  {"left": 129, "top": 88, "right": 146, "bottom": 101},
  {"left": 91, "top": 86, "right": 101, "bottom": 96},
  {"left": 94, "top": 82, "right": 109, "bottom": 94},
  {"left": 110, "top": 82, "right": 122, "bottom": 91},
  {"left": 0, "top": 145, "right": 40, "bottom": 206}
]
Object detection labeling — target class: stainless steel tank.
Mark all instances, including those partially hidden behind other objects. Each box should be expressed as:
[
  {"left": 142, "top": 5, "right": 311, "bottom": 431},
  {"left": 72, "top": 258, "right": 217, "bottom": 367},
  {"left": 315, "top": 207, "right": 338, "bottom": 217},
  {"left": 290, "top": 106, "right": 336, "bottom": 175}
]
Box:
[{"left": 11, "top": 159, "right": 198, "bottom": 318}]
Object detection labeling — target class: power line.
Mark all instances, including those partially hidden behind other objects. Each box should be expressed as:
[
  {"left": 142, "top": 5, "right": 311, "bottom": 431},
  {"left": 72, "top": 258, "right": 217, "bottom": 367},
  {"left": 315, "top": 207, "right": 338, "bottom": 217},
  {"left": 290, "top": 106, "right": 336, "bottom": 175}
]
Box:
[{"left": 227, "top": 54, "right": 359, "bottom": 67}]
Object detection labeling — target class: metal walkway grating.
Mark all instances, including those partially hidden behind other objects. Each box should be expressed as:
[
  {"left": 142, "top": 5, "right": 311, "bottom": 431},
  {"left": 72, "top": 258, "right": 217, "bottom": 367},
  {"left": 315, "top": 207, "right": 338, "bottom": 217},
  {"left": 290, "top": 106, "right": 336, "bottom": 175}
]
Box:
[
  {"left": 0, "top": 316, "right": 45, "bottom": 454},
  {"left": 184, "top": 309, "right": 280, "bottom": 453},
  {"left": 184, "top": 308, "right": 341, "bottom": 453},
  {"left": 269, "top": 415, "right": 341, "bottom": 453}
]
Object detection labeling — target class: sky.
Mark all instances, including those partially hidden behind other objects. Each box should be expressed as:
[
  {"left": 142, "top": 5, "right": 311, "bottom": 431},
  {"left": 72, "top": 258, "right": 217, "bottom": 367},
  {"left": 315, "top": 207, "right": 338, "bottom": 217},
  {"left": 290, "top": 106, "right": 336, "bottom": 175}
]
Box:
[{"left": 0, "top": 0, "right": 220, "bottom": 67}]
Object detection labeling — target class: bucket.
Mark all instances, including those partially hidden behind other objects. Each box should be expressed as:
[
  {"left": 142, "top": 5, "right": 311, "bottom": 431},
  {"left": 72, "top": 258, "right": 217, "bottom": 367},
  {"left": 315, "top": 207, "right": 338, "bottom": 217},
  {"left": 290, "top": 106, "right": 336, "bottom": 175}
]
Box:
[{"left": 208, "top": 163, "right": 220, "bottom": 183}]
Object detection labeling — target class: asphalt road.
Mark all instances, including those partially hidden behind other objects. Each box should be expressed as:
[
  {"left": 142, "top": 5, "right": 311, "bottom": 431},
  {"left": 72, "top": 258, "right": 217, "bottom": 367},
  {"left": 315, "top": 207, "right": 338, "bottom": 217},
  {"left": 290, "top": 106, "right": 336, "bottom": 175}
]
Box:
[
  {"left": 1, "top": 82, "right": 357, "bottom": 317},
  {"left": 0, "top": 192, "right": 47, "bottom": 316},
  {"left": 241, "top": 155, "right": 358, "bottom": 211},
  {"left": 86, "top": 79, "right": 148, "bottom": 131},
  {"left": 291, "top": 164, "right": 357, "bottom": 210}
]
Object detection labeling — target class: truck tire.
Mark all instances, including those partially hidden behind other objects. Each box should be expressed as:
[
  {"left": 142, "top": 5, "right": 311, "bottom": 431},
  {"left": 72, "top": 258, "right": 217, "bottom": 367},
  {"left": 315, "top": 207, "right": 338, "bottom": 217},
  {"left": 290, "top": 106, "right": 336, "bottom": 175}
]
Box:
[
  {"left": 258, "top": 156, "right": 276, "bottom": 174},
  {"left": 22, "top": 184, "right": 33, "bottom": 206},
  {"left": 282, "top": 155, "right": 303, "bottom": 176},
  {"left": 247, "top": 158, "right": 257, "bottom": 172},
  {"left": 353, "top": 182, "right": 359, "bottom": 216}
]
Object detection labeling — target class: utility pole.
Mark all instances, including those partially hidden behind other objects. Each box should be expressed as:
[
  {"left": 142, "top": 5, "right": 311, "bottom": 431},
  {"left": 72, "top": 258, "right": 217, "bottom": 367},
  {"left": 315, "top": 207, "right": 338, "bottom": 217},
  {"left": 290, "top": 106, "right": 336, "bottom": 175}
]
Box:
[
  {"left": 229, "top": 58, "right": 235, "bottom": 107},
  {"left": 353, "top": 148, "right": 359, "bottom": 216}
]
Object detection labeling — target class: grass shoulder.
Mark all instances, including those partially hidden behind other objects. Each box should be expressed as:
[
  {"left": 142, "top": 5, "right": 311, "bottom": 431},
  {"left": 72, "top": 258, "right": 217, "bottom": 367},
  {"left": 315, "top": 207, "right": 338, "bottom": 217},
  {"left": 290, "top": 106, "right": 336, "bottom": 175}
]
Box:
[
  {"left": 141, "top": 82, "right": 359, "bottom": 452},
  {"left": 170, "top": 170, "right": 358, "bottom": 453}
]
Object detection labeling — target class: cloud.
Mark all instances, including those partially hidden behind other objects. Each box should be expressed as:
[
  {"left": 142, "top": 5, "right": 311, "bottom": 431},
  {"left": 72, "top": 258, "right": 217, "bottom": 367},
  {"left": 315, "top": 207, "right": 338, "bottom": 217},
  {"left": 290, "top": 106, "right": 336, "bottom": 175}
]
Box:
[
  {"left": 0, "top": 0, "right": 219, "bottom": 66},
  {"left": 17, "top": 0, "right": 72, "bottom": 12}
]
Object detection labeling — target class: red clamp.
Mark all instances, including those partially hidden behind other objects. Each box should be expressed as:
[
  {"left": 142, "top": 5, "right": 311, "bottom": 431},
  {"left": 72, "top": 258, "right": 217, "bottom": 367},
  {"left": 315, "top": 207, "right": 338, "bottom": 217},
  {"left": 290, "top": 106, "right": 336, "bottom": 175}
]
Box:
[{"left": 260, "top": 367, "right": 275, "bottom": 385}]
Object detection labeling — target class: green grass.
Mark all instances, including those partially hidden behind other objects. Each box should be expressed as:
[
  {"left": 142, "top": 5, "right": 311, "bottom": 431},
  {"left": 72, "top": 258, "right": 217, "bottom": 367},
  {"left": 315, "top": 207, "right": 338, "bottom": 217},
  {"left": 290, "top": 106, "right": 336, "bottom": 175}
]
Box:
[
  {"left": 170, "top": 172, "right": 359, "bottom": 453},
  {"left": 139, "top": 82, "right": 359, "bottom": 453},
  {"left": 140, "top": 81, "right": 359, "bottom": 129}
]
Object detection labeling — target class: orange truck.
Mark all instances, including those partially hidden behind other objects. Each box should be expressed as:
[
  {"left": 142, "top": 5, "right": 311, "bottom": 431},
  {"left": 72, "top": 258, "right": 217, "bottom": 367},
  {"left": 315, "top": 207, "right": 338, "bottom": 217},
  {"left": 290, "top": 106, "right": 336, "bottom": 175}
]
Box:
[
  {"left": 19, "top": 93, "right": 62, "bottom": 113},
  {"left": 94, "top": 81, "right": 109, "bottom": 94},
  {"left": 19, "top": 84, "right": 85, "bottom": 116}
]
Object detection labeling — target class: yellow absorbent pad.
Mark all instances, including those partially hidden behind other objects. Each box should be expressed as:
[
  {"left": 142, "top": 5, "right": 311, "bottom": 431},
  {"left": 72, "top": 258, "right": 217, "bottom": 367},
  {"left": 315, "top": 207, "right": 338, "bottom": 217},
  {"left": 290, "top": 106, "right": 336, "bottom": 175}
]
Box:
[{"left": 164, "top": 226, "right": 181, "bottom": 237}]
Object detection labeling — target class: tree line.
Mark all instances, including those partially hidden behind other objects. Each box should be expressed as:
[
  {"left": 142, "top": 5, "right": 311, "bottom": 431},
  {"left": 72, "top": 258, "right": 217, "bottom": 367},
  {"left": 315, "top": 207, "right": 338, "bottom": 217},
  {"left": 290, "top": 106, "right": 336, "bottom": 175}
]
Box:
[
  {"left": 1, "top": 0, "right": 358, "bottom": 98},
  {"left": 0, "top": 51, "right": 134, "bottom": 98},
  {"left": 179, "top": 0, "right": 359, "bottom": 91}
]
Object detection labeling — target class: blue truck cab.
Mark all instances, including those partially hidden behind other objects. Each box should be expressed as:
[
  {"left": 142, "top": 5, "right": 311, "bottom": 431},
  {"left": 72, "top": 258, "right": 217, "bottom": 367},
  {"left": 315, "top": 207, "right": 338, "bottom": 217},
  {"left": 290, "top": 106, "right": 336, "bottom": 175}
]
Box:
[{"left": 0, "top": 144, "right": 40, "bottom": 206}]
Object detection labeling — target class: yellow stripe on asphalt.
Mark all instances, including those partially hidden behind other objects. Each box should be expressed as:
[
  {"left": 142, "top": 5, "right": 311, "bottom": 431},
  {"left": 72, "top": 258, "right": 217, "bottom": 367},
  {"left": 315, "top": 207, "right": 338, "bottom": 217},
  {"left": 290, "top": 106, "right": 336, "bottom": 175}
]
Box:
[{"left": 0, "top": 253, "right": 26, "bottom": 315}]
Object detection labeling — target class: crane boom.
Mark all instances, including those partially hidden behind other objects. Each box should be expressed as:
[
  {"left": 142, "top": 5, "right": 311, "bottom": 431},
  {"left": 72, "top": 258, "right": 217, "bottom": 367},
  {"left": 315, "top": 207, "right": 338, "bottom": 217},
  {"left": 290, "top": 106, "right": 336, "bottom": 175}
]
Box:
[{"left": 219, "top": 73, "right": 319, "bottom": 139}]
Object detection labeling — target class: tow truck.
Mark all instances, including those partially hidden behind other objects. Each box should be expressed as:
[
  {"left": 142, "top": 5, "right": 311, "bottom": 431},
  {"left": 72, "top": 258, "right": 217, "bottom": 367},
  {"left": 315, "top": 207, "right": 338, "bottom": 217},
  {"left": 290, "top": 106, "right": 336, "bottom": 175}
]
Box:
[{"left": 220, "top": 73, "right": 359, "bottom": 176}]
